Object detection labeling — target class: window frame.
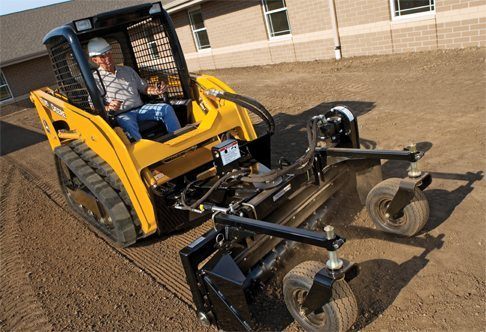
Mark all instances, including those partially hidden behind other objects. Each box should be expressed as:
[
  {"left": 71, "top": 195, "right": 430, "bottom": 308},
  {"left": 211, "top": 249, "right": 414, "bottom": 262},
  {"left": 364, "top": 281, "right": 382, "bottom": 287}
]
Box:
[
  {"left": 146, "top": 31, "right": 161, "bottom": 60},
  {"left": 0, "top": 70, "right": 13, "bottom": 103},
  {"left": 390, "top": 0, "right": 436, "bottom": 22},
  {"left": 261, "top": 0, "right": 292, "bottom": 40},
  {"left": 188, "top": 8, "right": 211, "bottom": 52}
]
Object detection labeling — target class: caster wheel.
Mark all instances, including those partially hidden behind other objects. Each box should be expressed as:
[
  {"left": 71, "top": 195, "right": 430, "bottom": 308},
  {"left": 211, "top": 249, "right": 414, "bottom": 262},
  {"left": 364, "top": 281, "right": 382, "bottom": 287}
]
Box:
[
  {"left": 366, "top": 178, "right": 429, "bottom": 236},
  {"left": 283, "top": 261, "right": 358, "bottom": 332}
]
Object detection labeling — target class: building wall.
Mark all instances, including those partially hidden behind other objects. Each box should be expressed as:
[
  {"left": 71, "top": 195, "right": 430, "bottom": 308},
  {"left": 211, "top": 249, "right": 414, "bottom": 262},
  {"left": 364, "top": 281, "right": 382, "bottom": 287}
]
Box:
[
  {"left": 286, "top": 0, "right": 335, "bottom": 62},
  {"left": 335, "top": 0, "right": 391, "bottom": 27},
  {"left": 176, "top": 0, "right": 486, "bottom": 71},
  {"left": 173, "top": 0, "right": 338, "bottom": 71},
  {"left": 2, "top": 0, "right": 485, "bottom": 104},
  {"left": 337, "top": 0, "right": 486, "bottom": 56},
  {"left": 2, "top": 56, "right": 55, "bottom": 101}
]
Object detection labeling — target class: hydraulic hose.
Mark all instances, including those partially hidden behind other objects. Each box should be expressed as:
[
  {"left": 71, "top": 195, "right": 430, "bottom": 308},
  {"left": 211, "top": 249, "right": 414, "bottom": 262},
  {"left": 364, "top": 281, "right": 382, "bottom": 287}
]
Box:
[
  {"left": 179, "top": 117, "right": 322, "bottom": 207},
  {"left": 204, "top": 89, "right": 275, "bottom": 135},
  {"left": 181, "top": 169, "right": 249, "bottom": 210},
  {"left": 198, "top": 87, "right": 321, "bottom": 186}
]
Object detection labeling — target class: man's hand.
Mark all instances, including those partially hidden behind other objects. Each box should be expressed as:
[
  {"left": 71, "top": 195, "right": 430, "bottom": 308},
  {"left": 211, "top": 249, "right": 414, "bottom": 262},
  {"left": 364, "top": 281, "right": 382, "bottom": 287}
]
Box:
[
  {"left": 148, "top": 81, "right": 168, "bottom": 96},
  {"left": 107, "top": 99, "right": 122, "bottom": 112}
]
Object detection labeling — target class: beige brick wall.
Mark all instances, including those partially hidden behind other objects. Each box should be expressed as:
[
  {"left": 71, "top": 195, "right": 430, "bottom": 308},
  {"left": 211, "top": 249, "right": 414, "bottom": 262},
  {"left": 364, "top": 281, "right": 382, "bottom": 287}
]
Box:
[
  {"left": 436, "top": 0, "right": 483, "bottom": 11},
  {"left": 203, "top": 1, "right": 268, "bottom": 48},
  {"left": 391, "top": 21, "right": 438, "bottom": 53},
  {"left": 436, "top": 17, "right": 486, "bottom": 49},
  {"left": 178, "top": 0, "right": 337, "bottom": 70},
  {"left": 172, "top": 10, "right": 197, "bottom": 55},
  {"left": 286, "top": 0, "right": 331, "bottom": 34},
  {"left": 294, "top": 38, "right": 335, "bottom": 62},
  {"left": 335, "top": 0, "right": 391, "bottom": 27},
  {"left": 184, "top": 58, "right": 200, "bottom": 72},
  {"left": 172, "top": 0, "right": 486, "bottom": 71},
  {"left": 269, "top": 43, "right": 296, "bottom": 63},
  {"left": 341, "top": 30, "right": 393, "bottom": 57},
  {"left": 213, "top": 49, "right": 273, "bottom": 69}
]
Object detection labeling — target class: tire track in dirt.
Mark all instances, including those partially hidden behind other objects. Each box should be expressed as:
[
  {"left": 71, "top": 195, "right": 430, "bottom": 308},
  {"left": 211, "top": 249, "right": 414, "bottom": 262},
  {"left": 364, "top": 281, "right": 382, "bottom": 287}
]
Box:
[
  {"left": 1, "top": 154, "right": 211, "bottom": 309},
  {"left": 0, "top": 161, "right": 53, "bottom": 332}
]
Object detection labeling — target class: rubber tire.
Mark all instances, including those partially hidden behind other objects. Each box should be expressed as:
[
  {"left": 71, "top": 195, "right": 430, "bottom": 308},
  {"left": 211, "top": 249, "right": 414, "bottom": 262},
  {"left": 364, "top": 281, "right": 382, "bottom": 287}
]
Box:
[
  {"left": 283, "top": 261, "right": 358, "bottom": 332},
  {"left": 366, "top": 178, "right": 429, "bottom": 236}
]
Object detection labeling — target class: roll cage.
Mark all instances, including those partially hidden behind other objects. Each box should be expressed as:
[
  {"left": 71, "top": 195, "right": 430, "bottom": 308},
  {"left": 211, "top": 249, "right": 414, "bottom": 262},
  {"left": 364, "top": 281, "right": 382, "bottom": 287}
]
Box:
[{"left": 42, "top": 2, "right": 191, "bottom": 124}]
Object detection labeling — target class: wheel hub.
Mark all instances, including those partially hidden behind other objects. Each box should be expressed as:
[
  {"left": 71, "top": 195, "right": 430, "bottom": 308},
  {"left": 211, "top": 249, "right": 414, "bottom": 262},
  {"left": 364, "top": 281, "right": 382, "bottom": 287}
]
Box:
[
  {"left": 378, "top": 199, "right": 406, "bottom": 227},
  {"left": 293, "top": 289, "right": 327, "bottom": 327}
]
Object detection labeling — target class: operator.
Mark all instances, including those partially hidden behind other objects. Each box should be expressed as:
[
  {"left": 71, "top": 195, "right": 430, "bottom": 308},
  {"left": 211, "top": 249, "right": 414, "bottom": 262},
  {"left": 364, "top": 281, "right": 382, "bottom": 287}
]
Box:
[{"left": 88, "top": 37, "right": 181, "bottom": 141}]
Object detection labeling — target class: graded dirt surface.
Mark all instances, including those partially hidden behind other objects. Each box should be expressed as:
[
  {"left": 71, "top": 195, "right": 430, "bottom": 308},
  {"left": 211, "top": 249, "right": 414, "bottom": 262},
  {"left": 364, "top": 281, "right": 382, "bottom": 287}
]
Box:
[{"left": 1, "top": 48, "right": 485, "bottom": 331}]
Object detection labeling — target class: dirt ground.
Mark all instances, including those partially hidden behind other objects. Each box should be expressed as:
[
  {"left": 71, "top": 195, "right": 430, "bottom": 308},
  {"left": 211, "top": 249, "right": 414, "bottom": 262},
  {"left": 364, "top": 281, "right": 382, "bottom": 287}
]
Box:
[{"left": 1, "top": 48, "right": 485, "bottom": 331}]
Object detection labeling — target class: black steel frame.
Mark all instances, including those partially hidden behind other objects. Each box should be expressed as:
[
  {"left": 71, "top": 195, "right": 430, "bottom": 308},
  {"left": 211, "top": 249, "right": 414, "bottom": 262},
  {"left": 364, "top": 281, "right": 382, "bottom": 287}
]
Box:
[
  {"left": 180, "top": 142, "right": 432, "bottom": 331},
  {"left": 180, "top": 212, "right": 356, "bottom": 331},
  {"left": 42, "top": 2, "right": 191, "bottom": 117},
  {"left": 320, "top": 147, "right": 424, "bottom": 162}
]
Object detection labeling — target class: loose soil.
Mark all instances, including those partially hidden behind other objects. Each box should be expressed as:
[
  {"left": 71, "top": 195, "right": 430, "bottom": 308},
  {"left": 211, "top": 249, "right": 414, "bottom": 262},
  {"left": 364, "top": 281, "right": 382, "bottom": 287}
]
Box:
[{"left": 1, "top": 48, "right": 485, "bottom": 331}]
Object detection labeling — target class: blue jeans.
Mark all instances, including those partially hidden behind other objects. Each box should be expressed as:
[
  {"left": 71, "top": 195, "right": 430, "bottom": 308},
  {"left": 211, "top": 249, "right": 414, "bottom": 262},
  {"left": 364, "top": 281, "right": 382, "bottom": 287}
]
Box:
[{"left": 116, "top": 103, "right": 181, "bottom": 141}]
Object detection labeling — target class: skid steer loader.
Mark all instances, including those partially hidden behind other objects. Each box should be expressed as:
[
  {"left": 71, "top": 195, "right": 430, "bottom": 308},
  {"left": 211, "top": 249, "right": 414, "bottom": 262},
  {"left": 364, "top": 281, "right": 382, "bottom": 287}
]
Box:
[{"left": 31, "top": 3, "right": 432, "bottom": 331}]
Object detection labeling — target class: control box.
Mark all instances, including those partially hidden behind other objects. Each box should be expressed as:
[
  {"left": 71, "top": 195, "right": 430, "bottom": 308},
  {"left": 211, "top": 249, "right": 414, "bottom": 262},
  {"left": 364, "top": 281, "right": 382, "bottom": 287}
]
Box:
[{"left": 212, "top": 139, "right": 241, "bottom": 174}]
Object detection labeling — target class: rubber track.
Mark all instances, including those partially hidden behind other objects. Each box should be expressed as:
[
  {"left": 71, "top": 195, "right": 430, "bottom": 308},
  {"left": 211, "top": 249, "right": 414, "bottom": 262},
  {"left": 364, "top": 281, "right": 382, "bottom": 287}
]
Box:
[
  {"left": 0, "top": 162, "right": 53, "bottom": 332},
  {"left": 55, "top": 144, "right": 138, "bottom": 245},
  {"left": 67, "top": 140, "right": 142, "bottom": 234},
  {"left": 2, "top": 154, "right": 212, "bottom": 308}
]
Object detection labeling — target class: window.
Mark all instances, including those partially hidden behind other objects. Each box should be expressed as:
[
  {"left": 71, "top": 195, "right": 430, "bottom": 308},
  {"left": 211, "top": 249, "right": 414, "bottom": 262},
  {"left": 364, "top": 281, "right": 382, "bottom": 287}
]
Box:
[
  {"left": 188, "top": 9, "right": 210, "bottom": 50},
  {"left": 262, "top": 0, "right": 291, "bottom": 38},
  {"left": 0, "top": 70, "right": 13, "bottom": 102},
  {"left": 147, "top": 32, "right": 160, "bottom": 60},
  {"left": 391, "top": 0, "right": 435, "bottom": 18}
]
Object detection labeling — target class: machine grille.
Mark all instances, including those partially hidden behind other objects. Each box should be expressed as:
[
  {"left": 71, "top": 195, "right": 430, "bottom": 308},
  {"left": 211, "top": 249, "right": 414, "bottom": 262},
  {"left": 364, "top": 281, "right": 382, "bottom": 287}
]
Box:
[
  {"left": 127, "top": 16, "right": 185, "bottom": 100},
  {"left": 46, "top": 37, "right": 91, "bottom": 111}
]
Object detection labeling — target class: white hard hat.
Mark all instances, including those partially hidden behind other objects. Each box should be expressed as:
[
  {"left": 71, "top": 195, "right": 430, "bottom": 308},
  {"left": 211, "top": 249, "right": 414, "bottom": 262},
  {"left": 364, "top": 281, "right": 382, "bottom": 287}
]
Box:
[{"left": 87, "top": 37, "right": 112, "bottom": 57}]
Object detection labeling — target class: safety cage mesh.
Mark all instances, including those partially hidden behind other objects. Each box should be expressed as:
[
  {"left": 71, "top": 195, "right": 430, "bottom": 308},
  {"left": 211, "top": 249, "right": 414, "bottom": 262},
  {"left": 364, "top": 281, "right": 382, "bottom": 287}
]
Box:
[
  {"left": 127, "top": 16, "right": 185, "bottom": 100},
  {"left": 47, "top": 37, "right": 91, "bottom": 111}
]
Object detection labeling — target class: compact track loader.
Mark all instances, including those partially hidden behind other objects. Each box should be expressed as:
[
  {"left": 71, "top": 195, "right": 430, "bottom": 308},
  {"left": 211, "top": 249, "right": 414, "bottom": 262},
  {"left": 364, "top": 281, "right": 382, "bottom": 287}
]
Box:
[{"left": 31, "top": 3, "right": 432, "bottom": 331}]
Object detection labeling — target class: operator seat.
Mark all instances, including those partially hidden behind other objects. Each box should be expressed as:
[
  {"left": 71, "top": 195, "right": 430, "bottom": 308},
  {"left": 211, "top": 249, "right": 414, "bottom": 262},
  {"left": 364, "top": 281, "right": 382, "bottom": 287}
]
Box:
[{"left": 86, "top": 39, "right": 193, "bottom": 142}]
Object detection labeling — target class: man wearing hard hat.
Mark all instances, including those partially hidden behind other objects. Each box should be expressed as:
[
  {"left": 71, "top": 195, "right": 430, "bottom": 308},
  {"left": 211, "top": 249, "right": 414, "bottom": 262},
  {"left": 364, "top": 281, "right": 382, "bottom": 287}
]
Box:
[{"left": 88, "top": 37, "right": 181, "bottom": 142}]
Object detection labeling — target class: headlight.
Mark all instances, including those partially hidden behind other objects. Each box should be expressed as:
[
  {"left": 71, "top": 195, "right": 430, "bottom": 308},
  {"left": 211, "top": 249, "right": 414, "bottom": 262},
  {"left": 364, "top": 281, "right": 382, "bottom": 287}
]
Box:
[
  {"left": 74, "top": 19, "right": 92, "bottom": 32},
  {"left": 149, "top": 3, "right": 162, "bottom": 15}
]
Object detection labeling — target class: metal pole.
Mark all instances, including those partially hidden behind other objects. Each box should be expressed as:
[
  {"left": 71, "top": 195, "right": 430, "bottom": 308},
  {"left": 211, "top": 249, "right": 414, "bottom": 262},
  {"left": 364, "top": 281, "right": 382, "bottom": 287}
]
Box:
[
  {"left": 324, "top": 226, "right": 343, "bottom": 270},
  {"left": 407, "top": 143, "right": 422, "bottom": 178},
  {"left": 328, "top": 0, "right": 342, "bottom": 60}
]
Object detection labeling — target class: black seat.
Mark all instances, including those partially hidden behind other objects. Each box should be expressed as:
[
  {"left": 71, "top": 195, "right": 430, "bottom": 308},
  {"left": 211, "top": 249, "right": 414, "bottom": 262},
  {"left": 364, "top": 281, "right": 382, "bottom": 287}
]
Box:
[
  {"left": 153, "top": 122, "right": 200, "bottom": 143},
  {"left": 138, "top": 98, "right": 192, "bottom": 140},
  {"left": 139, "top": 120, "right": 167, "bottom": 139}
]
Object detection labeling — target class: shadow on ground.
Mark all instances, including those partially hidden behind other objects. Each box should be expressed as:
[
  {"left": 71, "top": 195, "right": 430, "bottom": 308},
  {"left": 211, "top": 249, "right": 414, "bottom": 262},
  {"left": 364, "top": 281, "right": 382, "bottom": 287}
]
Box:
[
  {"left": 0, "top": 121, "right": 46, "bottom": 156},
  {"left": 350, "top": 233, "right": 445, "bottom": 330},
  {"left": 268, "top": 100, "right": 375, "bottom": 163},
  {"left": 381, "top": 147, "right": 483, "bottom": 233}
]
